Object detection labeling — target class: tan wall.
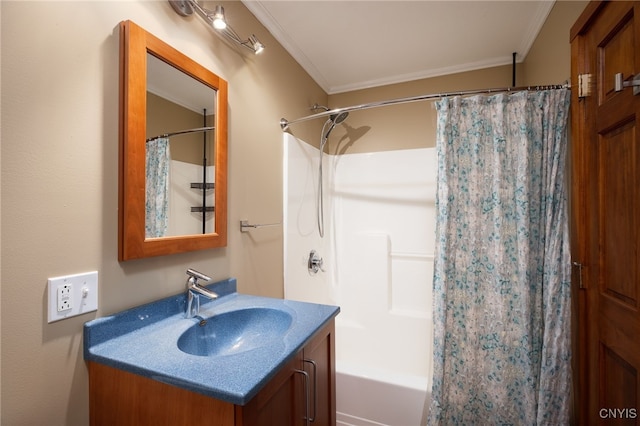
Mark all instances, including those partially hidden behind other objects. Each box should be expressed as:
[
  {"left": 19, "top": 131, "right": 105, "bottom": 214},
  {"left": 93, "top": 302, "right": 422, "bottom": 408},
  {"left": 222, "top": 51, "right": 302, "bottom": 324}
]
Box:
[
  {"left": 0, "top": 0, "right": 586, "bottom": 424},
  {"left": 522, "top": 1, "right": 588, "bottom": 86},
  {"left": 0, "top": 1, "right": 323, "bottom": 424},
  {"left": 147, "top": 93, "right": 215, "bottom": 165},
  {"left": 326, "top": 65, "right": 514, "bottom": 153},
  {"left": 325, "top": 1, "right": 587, "bottom": 155}
]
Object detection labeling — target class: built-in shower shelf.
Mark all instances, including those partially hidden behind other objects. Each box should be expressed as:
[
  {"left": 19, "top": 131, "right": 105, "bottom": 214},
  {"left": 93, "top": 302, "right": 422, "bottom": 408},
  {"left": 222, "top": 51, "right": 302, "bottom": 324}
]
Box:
[
  {"left": 190, "top": 182, "right": 215, "bottom": 190},
  {"left": 191, "top": 206, "right": 214, "bottom": 213}
]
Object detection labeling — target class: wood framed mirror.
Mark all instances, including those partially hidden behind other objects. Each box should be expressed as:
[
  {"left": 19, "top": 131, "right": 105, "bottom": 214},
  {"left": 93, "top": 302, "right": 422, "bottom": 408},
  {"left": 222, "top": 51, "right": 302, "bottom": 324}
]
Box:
[{"left": 119, "top": 20, "right": 228, "bottom": 261}]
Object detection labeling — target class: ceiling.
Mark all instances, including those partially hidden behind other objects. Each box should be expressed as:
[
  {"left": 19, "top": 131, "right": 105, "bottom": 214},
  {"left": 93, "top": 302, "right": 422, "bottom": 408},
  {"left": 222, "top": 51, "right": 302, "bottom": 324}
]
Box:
[
  {"left": 147, "top": 54, "right": 216, "bottom": 113},
  {"left": 243, "top": 1, "right": 556, "bottom": 94}
]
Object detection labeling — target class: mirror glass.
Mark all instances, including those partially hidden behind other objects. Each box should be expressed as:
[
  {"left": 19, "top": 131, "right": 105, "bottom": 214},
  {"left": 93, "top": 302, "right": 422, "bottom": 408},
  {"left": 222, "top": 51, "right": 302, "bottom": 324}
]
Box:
[
  {"left": 119, "top": 20, "right": 228, "bottom": 261},
  {"left": 146, "top": 54, "right": 216, "bottom": 236}
]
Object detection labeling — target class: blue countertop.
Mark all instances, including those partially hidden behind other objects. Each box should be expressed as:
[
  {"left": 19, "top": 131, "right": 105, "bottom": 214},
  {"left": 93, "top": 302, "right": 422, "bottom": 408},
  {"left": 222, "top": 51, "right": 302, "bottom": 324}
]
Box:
[{"left": 83, "top": 278, "right": 339, "bottom": 405}]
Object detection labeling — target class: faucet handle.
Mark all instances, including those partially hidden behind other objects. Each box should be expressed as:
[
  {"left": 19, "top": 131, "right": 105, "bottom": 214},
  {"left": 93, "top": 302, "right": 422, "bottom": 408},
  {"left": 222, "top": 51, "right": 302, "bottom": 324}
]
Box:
[
  {"left": 308, "top": 250, "right": 325, "bottom": 275},
  {"left": 186, "top": 268, "right": 212, "bottom": 283}
]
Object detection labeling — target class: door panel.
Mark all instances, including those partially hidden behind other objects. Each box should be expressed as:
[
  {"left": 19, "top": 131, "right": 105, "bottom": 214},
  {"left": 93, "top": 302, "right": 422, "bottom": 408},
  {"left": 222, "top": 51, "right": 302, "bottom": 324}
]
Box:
[
  {"left": 599, "top": 121, "right": 637, "bottom": 306},
  {"left": 598, "top": 11, "right": 634, "bottom": 102},
  {"left": 601, "top": 345, "right": 637, "bottom": 405}
]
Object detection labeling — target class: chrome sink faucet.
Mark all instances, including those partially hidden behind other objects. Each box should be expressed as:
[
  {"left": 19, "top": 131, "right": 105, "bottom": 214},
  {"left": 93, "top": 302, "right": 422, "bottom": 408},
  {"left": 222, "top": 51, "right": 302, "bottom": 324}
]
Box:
[{"left": 185, "top": 268, "right": 218, "bottom": 318}]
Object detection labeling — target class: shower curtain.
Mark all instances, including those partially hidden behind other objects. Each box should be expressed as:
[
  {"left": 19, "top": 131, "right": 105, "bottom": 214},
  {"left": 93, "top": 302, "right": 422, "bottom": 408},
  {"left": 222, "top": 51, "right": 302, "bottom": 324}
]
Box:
[
  {"left": 145, "top": 137, "right": 170, "bottom": 238},
  {"left": 427, "top": 89, "right": 572, "bottom": 425}
]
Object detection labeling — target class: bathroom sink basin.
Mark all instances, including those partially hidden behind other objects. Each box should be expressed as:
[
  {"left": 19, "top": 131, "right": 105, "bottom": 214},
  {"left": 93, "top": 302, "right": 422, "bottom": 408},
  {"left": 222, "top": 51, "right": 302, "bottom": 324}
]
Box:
[
  {"left": 177, "top": 307, "right": 293, "bottom": 357},
  {"left": 84, "top": 278, "right": 340, "bottom": 404}
]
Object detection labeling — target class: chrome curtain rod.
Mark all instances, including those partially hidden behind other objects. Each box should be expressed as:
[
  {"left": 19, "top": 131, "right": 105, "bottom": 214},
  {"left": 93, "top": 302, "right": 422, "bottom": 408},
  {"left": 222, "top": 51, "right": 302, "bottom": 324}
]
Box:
[
  {"left": 280, "top": 83, "right": 570, "bottom": 130},
  {"left": 146, "top": 126, "right": 215, "bottom": 143}
]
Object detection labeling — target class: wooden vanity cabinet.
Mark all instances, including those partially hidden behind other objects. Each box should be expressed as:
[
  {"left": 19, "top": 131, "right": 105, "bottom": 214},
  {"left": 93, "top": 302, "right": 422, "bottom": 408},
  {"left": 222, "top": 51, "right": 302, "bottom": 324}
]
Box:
[
  {"left": 301, "top": 319, "right": 336, "bottom": 426},
  {"left": 237, "top": 346, "right": 304, "bottom": 424},
  {"left": 240, "top": 320, "right": 336, "bottom": 426},
  {"left": 88, "top": 320, "right": 336, "bottom": 426}
]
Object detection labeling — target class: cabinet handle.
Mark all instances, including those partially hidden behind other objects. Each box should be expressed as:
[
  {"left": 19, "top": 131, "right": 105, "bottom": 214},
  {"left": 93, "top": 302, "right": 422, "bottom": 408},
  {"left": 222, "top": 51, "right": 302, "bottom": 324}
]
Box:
[
  {"left": 294, "top": 369, "right": 310, "bottom": 426},
  {"left": 303, "top": 359, "right": 317, "bottom": 422}
]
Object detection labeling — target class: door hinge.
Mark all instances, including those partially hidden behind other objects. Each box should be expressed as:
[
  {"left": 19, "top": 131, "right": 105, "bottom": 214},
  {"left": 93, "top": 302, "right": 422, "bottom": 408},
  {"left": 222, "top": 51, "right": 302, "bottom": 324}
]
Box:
[
  {"left": 578, "top": 74, "right": 592, "bottom": 98},
  {"left": 572, "top": 261, "right": 585, "bottom": 289}
]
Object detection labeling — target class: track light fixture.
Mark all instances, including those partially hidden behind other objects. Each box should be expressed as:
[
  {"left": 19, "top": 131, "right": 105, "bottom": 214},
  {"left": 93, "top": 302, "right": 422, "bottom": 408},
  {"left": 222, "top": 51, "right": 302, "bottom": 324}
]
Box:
[{"left": 169, "top": 0, "right": 265, "bottom": 54}]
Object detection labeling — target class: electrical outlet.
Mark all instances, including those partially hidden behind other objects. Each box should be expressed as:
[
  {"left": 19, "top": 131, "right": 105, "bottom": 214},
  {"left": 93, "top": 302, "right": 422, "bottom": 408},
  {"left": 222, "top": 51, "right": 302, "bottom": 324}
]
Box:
[
  {"left": 57, "top": 283, "right": 73, "bottom": 311},
  {"left": 48, "top": 271, "right": 98, "bottom": 323}
]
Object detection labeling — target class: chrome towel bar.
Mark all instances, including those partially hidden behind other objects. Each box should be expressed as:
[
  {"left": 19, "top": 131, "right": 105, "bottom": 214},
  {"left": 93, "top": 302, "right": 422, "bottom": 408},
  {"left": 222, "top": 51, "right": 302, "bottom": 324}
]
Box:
[{"left": 240, "top": 220, "right": 282, "bottom": 232}]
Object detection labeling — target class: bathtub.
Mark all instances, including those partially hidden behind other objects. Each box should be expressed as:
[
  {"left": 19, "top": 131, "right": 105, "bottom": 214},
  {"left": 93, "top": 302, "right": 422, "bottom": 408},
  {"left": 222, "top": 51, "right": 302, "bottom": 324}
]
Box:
[
  {"left": 284, "top": 134, "right": 436, "bottom": 426},
  {"left": 336, "top": 360, "right": 430, "bottom": 426}
]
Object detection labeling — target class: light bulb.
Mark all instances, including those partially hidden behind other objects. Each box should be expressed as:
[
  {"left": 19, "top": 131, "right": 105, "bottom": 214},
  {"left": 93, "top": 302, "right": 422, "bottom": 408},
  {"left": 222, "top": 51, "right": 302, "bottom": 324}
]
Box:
[
  {"left": 212, "top": 5, "right": 226, "bottom": 30},
  {"left": 249, "top": 35, "right": 264, "bottom": 54}
]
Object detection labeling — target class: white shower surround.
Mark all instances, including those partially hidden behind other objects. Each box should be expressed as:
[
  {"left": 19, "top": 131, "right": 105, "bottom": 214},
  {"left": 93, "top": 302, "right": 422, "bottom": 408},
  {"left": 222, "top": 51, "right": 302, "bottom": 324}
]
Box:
[
  {"left": 167, "top": 160, "right": 215, "bottom": 236},
  {"left": 284, "top": 134, "right": 435, "bottom": 426}
]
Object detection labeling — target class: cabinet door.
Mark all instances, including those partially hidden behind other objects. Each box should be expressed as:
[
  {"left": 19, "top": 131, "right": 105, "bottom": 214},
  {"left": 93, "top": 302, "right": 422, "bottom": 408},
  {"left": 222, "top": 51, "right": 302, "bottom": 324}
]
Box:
[
  {"left": 240, "top": 320, "right": 336, "bottom": 426},
  {"left": 302, "top": 321, "right": 336, "bottom": 426},
  {"left": 88, "top": 362, "right": 235, "bottom": 426},
  {"left": 239, "top": 352, "right": 305, "bottom": 425}
]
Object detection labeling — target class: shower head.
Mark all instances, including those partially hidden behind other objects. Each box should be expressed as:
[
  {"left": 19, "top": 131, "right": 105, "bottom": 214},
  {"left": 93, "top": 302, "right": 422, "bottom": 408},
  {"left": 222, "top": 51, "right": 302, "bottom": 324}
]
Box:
[
  {"left": 323, "top": 111, "right": 349, "bottom": 140},
  {"left": 311, "top": 104, "right": 349, "bottom": 125},
  {"left": 324, "top": 112, "right": 349, "bottom": 142},
  {"left": 330, "top": 111, "right": 349, "bottom": 125}
]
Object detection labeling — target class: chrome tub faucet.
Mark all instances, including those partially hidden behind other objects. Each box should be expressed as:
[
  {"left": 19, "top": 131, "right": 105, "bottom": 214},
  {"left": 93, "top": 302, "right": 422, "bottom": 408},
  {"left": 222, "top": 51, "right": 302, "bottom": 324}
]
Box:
[{"left": 185, "top": 268, "right": 218, "bottom": 318}]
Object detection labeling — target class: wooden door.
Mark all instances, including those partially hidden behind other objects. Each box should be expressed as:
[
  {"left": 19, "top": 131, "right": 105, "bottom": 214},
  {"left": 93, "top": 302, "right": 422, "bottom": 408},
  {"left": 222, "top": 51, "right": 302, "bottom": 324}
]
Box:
[{"left": 571, "top": 2, "right": 640, "bottom": 424}]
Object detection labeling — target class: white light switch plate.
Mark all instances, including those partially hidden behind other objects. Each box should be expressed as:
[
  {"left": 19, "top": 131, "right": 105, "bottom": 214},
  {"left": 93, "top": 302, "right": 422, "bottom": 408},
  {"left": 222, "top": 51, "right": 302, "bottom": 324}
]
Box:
[{"left": 47, "top": 271, "right": 98, "bottom": 323}]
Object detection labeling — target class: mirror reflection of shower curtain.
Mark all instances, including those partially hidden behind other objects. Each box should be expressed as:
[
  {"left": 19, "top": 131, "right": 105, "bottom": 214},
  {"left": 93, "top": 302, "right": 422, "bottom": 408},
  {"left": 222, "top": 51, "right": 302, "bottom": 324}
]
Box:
[
  {"left": 426, "top": 89, "right": 572, "bottom": 425},
  {"left": 145, "top": 137, "right": 171, "bottom": 238}
]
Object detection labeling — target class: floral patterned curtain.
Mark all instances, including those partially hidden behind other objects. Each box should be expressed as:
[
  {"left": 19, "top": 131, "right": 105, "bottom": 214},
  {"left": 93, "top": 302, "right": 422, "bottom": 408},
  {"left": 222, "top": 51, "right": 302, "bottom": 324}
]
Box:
[
  {"left": 427, "top": 89, "right": 572, "bottom": 425},
  {"left": 145, "top": 137, "right": 171, "bottom": 238}
]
